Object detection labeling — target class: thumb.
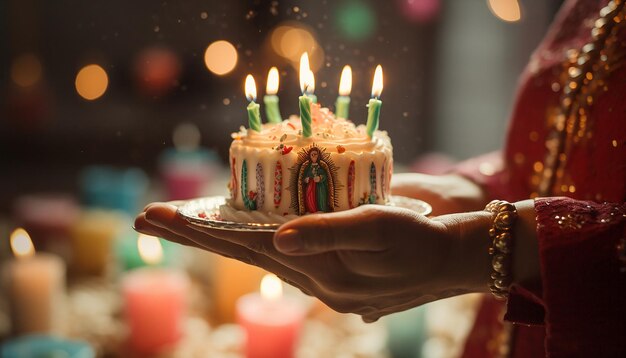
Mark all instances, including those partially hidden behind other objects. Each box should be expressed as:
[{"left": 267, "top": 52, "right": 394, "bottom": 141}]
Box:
[{"left": 273, "top": 206, "right": 410, "bottom": 255}]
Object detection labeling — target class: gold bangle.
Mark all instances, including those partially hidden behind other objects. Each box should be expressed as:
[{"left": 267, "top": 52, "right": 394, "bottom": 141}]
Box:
[{"left": 485, "top": 200, "right": 518, "bottom": 300}]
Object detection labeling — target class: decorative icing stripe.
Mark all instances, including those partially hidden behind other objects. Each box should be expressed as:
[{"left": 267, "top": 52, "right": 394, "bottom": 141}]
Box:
[
  {"left": 242, "top": 160, "right": 256, "bottom": 210},
  {"left": 388, "top": 161, "right": 393, "bottom": 198},
  {"left": 348, "top": 160, "right": 355, "bottom": 209},
  {"left": 381, "top": 161, "right": 386, "bottom": 200},
  {"left": 256, "top": 162, "right": 265, "bottom": 209},
  {"left": 369, "top": 162, "right": 377, "bottom": 204},
  {"left": 274, "top": 161, "right": 282, "bottom": 208},
  {"left": 230, "top": 157, "right": 238, "bottom": 200}
]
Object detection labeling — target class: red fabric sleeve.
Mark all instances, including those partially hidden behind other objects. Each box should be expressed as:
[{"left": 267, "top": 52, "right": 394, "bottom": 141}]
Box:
[{"left": 506, "top": 197, "right": 626, "bottom": 357}]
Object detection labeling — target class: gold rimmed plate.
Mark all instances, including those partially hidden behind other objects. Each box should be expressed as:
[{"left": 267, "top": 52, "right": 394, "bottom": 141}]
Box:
[{"left": 177, "top": 195, "right": 432, "bottom": 233}]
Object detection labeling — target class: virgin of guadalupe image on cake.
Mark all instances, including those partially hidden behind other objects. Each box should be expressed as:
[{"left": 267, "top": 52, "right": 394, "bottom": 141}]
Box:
[{"left": 290, "top": 144, "right": 340, "bottom": 215}]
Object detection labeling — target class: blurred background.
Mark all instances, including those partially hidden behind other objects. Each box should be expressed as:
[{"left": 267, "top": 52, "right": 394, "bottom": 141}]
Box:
[{"left": 0, "top": 0, "right": 562, "bottom": 357}]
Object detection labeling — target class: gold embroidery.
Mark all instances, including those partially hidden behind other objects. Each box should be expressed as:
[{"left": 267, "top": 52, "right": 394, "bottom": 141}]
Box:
[{"left": 536, "top": 1, "right": 626, "bottom": 196}]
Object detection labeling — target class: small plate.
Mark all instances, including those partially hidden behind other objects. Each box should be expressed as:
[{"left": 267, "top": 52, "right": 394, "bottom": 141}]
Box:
[{"left": 177, "top": 195, "right": 432, "bottom": 233}]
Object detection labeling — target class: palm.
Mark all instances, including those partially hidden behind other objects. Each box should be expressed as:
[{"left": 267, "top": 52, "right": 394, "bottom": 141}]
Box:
[{"left": 135, "top": 203, "right": 461, "bottom": 322}]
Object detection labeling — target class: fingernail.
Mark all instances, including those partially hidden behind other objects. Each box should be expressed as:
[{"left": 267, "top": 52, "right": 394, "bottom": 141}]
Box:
[{"left": 275, "top": 229, "right": 303, "bottom": 253}]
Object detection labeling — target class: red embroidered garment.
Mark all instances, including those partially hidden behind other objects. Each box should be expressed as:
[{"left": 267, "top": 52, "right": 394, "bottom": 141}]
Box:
[{"left": 455, "top": 0, "right": 626, "bottom": 356}]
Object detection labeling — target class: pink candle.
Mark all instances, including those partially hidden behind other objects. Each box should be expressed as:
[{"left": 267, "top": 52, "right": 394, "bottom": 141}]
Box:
[
  {"left": 237, "top": 274, "right": 307, "bottom": 358},
  {"left": 122, "top": 234, "right": 189, "bottom": 354}
]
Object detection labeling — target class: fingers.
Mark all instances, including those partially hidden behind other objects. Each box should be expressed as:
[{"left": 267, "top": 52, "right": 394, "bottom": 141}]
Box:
[
  {"left": 139, "top": 203, "right": 322, "bottom": 296},
  {"left": 134, "top": 213, "right": 214, "bottom": 251},
  {"left": 273, "top": 205, "right": 420, "bottom": 255}
]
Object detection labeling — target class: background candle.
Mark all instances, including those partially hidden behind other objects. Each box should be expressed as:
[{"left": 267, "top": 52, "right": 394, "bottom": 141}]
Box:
[
  {"left": 12, "top": 193, "right": 79, "bottom": 261},
  {"left": 211, "top": 255, "right": 266, "bottom": 324},
  {"left": 1, "top": 335, "right": 95, "bottom": 358},
  {"left": 4, "top": 228, "right": 66, "bottom": 336},
  {"left": 122, "top": 234, "right": 189, "bottom": 355},
  {"left": 335, "top": 65, "right": 352, "bottom": 119},
  {"left": 80, "top": 166, "right": 148, "bottom": 216},
  {"left": 245, "top": 75, "right": 261, "bottom": 132},
  {"left": 366, "top": 65, "right": 384, "bottom": 138},
  {"left": 70, "top": 209, "right": 125, "bottom": 276},
  {"left": 159, "top": 122, "right": 220, "bottom": 201},
  {"left": 237, "top": 274, "right": 307, "bottom": 358},
  {"left": 263, "top": 67, "right": 283, "bottom": 124}
]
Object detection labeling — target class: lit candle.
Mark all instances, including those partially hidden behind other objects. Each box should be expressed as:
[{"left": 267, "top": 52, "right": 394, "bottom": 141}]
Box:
[
  {"left": 335, "top": 65, "right": 352, "bottom": 119},
  {"left": 366, "top": 65, "right": 384, "bottom": 139},
  {"left": 264, "top": 67, "right": 283, "bottom": 124},
  {"left": 122, "top": 234, "right": 189, "bottom": 355},
  {"left": 3, "top": 228, "right": 66, "bottom": 335},
  {"left": 245, "top": 74, "right": 262, "bottom": 132},
  {"left": 299, "top": 52, "right": 317, "bottom": 103},
  {"left": 299, "top": 53, "right": 313, "bottom": 138},
  {"left": 237, "top": 274, "right": 307, "bottom": 358}
]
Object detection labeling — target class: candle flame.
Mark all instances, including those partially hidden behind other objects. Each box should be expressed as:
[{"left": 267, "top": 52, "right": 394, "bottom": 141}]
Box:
[
  {"left": 299, "top": 52, "right": 312, "bottom": 94},
  {"left": 137, "top": 234, "right": 163, "bottom": 265},
  {"left": 306, "top": 70, "right": 315, "bottom": 94},
  {"left": 338, "top": 65, "right": 352, "bottom": 96},
  {"left": 245, "top": 74, "right": 257, "bottom": 102},
  {"left": 266, "top": 67, "right": 280, "bottom": 95},
  {"left": 371, "top": 65, "right": 383, "bottom": 99},
  {"left": 260, "top": 273, "right": 283, "bottom": 301},
  {"left": 10, "top": 228, "right": 35, "bottom": 259}
]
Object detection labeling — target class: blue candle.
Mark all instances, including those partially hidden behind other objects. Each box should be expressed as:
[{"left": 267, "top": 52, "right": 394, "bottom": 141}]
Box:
[{"left": 1, "top": 335, "right": 95, "bottom": 358}]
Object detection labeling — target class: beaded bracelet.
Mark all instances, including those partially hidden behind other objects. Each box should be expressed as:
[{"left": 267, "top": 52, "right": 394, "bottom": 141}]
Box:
[{"left": 485, "top": 200, "right": 518, "bottom": 300}]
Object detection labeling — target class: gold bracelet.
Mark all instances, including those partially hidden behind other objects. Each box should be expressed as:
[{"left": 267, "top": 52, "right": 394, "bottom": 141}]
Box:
[{"left": 485, "top": 200, "right": 518, "bottom": 300}]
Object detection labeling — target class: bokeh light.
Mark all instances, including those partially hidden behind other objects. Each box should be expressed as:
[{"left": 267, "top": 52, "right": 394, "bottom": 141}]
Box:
[
  {"left": 11, "top": 53, "right": 42, "bottom": 88},
  {"left": 75, "top": 64, "right": 109, "bottom": 100},
  {"left": 401, "top": 0, "right": 441, "bottom": 23},
  {"left": 269, "top": 22, "right": 324, "bottom": 71},
  {"left": 335, "top": 1, "right": 376, "bottom": 42},
  {"left": 10, "top": 228, "right": 35, "bottom": 258},
  {"left": 204, "top": 40, "right": 238, "bottom": 76},
  {"left": 133, "top": 47, "right": 181, "bottom": 97},
  {"left": 487, "top": 0, "right": 522, "bottom": 22}
]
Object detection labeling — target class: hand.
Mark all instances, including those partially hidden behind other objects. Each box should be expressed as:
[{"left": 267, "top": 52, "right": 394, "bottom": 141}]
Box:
[
  {"left": 392, "top": 173, "right": 488, "bottom": 216},
  {"left": 134, "top": 203, "right": 495, "bottom": 323},
  {"left": 314, "top": 176, "right": 320, "bottom": 183},
  {"left": 305, "top": 177, "right": 310, "bottom": 183}
]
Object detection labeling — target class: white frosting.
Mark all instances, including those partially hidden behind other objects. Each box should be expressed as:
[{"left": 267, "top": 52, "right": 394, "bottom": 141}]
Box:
[
  {"left": 227, "top": 105, "right": 393, "bottom": 218},
  {"left": 219, "top": 202, "right": 298, "bottom": 224}
]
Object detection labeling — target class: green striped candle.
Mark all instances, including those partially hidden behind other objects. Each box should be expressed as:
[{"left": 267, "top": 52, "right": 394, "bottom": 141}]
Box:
[
  {"left": 366, "top": 65, "right": 383, "bottom": 139},
  {"left": 245, "top": 74, "right": 262, "bottom": 132}
]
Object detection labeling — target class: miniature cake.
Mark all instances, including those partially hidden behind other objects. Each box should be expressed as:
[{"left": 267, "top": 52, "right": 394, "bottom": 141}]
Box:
[{"left": 222, "top": 105, "right": 393, "bottom": 224}]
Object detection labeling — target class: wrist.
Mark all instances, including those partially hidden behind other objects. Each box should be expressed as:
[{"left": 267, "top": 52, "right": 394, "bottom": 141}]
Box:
[
  {"left": 510, "top": 199, "right": 539, "bottom": 285},
  {"left": 436, "top": 199, "right": 540, "bottom": 297},
  {"left": 435, "top": 211, "right": 493, "bottom": 293}
]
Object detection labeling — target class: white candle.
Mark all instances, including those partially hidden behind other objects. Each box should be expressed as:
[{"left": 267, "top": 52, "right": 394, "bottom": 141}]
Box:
[
  {"left": 237, "top": 274, "right": 307, "bottom": 358},
  {"left": 3, "top": 228, "right": 66, "bottom": 335},
  {"left": 122, "top": 234, "right": 189, "bottom": 355}
]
